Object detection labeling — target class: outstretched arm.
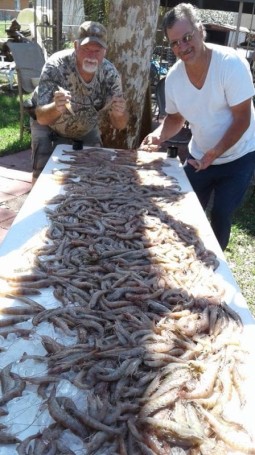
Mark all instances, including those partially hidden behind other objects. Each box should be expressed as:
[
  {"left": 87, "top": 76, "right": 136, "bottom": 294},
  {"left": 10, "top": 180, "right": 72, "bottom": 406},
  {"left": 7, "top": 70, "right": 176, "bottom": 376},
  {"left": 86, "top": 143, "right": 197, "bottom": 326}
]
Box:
[{"left": 140, "top": 112, "right": 185, "bottom": 151}]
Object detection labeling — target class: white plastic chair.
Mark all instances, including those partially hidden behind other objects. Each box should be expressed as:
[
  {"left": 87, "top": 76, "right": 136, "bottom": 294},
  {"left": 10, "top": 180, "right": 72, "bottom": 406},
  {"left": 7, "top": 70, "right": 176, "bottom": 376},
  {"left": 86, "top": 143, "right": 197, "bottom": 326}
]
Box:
[{"left": 7, "top": 41, "right": 46, "bottom": 140}]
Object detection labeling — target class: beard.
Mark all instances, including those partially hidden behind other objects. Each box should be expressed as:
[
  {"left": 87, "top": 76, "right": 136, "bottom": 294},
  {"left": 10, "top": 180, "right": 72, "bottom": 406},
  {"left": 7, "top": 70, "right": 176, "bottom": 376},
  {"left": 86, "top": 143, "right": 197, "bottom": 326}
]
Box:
[{"left": 82, "top": 59, "right": 98, "bottom": 73}]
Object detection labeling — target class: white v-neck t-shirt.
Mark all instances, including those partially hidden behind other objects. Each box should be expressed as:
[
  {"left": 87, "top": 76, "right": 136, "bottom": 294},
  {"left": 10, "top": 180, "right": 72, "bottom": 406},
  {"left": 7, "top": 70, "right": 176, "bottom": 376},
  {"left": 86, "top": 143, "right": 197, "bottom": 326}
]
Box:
[{"left": 165, "top": 43, "right": 255, "bottom": 164}]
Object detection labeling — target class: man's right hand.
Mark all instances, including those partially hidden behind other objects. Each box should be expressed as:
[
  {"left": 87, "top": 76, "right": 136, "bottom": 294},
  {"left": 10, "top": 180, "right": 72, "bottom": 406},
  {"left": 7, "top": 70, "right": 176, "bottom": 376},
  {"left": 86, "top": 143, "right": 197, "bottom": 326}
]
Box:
[{"left": 54, "top": 87, "right": 72, "bottom": 114}]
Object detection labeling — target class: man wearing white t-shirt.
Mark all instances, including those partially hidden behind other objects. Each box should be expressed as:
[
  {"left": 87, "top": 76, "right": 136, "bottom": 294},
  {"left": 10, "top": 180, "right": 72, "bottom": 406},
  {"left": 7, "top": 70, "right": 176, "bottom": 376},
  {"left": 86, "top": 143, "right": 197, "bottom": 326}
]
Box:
[{"left": 141, "top": 3, "right": 255, "bottom": 250}]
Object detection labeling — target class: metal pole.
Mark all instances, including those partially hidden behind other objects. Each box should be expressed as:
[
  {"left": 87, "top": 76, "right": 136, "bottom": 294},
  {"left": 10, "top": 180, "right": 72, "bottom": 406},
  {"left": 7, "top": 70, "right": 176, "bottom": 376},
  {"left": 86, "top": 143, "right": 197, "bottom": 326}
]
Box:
[
  {"left": 233, "top": 1, "right": 244, "bottom": 49},
  {"left": 52, "top": 0, "right": 62, "bottom": 52},
  {"left": 34, "top": 0, "right": 37, "bottom": 44}
]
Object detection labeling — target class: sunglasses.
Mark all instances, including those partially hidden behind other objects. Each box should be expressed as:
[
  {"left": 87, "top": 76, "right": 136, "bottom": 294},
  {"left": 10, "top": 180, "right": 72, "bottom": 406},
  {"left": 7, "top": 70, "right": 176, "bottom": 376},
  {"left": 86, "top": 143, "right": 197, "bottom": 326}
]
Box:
[{"left": 169, "top": 30, "right": 195, "bottom": 49}]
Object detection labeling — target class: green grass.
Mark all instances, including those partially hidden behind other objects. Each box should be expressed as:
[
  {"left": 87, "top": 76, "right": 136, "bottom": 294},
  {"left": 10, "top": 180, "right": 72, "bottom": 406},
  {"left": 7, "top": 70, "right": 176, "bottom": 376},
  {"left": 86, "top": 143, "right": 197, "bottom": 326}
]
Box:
[
  {"left": 225, "top": 188, "right": 255, "bottom": 316},
  {"left": 0, "top": 21, "right": 31, "bottom": 154},
  {"left": 0, "top": 89, "right": 31, "bottom": 155},
  {"left": 0, "top": 22, "right": 8, "bottom": 38}
]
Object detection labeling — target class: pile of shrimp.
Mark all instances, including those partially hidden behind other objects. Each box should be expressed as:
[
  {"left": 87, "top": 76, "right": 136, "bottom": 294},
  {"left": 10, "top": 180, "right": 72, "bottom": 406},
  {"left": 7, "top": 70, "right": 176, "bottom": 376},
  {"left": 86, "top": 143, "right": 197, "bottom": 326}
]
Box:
[{"left": 0, "top": 148, "right": 254, "bottom": 455}]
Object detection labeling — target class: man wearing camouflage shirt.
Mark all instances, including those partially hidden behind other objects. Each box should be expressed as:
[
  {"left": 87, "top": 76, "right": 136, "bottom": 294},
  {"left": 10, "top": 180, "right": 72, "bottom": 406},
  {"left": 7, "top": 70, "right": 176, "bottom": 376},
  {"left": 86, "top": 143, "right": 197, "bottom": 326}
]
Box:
[{"left": 31, "top": 21, "right": 128, "bottom": 184}]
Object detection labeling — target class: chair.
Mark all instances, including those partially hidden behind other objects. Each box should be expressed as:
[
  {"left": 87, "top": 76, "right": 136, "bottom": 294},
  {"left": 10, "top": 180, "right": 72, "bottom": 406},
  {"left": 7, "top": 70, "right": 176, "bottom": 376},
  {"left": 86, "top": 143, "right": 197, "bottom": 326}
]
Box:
[
  {"left": 155, "top": 76, "right": 166, "bottom": 119},
  {"left": 155, "top": 76, "right": 191, "bottom": 162},
  {"left": 0, "top": 56, "right": 16, "bottom": 90},
  {"left": 7, "top": 41, "right": 46, "bottom": 140}
]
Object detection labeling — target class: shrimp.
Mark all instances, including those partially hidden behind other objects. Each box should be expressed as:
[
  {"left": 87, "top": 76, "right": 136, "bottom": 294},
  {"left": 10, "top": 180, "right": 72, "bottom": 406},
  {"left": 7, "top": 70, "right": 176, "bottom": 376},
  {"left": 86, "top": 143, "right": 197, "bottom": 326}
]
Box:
[
  {"left": 179, "top": 361, "right": 220, "bottom": 399},
  {"left": 197, "top": 404, "right": 255, "bottom": 454},
  {"left": 139, "top": 388, "right": 179, "bottom": 418},
  {"left": 140, "top": 416, "right": 204, "bottom": 446}
]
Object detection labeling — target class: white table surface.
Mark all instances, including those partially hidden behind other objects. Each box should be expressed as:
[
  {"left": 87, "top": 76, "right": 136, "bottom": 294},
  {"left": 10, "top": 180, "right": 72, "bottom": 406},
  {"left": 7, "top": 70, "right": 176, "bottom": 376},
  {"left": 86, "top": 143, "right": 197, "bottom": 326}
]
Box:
[
  {"left": 0, "top": 145, "right": 254, "bottom": 452},
  {"left": 2, "top": 145, "right": 253, "bottom": 321}
]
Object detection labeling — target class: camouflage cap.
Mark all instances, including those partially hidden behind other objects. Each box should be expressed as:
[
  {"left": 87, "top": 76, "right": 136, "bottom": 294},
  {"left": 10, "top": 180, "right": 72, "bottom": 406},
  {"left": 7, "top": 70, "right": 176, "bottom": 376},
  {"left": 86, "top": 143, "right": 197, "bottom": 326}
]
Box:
[{"left": 78, "top": 21, "right": 107, "bottom": 48}]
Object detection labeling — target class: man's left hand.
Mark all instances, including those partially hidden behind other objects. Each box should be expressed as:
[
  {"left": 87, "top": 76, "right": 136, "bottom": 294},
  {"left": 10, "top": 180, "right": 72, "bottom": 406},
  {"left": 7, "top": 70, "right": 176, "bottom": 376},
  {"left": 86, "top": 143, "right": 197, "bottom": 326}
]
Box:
[
  {"left": 188, "top": 149, "right": 218, "bottom": 171},
  {"left": 107, "top": 96, "right": 128, "bottom": 130},
  {"left": 110, "top": 96, "right": 127, "bottom": 117}
]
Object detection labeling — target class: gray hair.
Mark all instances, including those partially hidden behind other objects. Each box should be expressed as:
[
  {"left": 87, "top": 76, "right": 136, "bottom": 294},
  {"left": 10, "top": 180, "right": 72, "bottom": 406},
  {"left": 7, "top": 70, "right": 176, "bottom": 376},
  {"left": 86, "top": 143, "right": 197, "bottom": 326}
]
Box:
[{"left": 163, "top": 3, "right": 206, "bottom": 39}]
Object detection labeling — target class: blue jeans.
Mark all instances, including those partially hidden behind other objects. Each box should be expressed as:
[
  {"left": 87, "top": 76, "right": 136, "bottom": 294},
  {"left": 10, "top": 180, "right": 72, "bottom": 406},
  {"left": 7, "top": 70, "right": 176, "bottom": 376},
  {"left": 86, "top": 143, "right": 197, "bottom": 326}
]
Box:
[{"left": 184, "top": 151, "right": 255, "bottom": 250}]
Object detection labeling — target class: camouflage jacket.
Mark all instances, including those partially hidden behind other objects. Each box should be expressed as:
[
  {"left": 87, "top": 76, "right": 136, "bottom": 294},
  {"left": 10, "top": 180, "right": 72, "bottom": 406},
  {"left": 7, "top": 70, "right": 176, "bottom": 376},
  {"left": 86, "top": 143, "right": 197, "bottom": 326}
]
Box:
[{"left": 37, "top": 48, "right": 123, "bottom": 139}]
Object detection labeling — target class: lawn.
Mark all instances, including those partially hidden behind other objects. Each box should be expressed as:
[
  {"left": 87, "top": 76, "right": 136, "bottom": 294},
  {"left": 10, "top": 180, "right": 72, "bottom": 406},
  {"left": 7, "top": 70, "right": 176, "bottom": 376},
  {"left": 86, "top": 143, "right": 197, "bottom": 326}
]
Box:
[
  {"left": 0, "top": 22, "right": 8, "bottom": 38},
  {"left": 0, "top": 86, "right": 31, "bottom": 154},
  {"left": 225, "top": 188, "right": 255, "bottom": 316},
  {"left": 0, "top": 21, "right": 31, "bottom": 154}
]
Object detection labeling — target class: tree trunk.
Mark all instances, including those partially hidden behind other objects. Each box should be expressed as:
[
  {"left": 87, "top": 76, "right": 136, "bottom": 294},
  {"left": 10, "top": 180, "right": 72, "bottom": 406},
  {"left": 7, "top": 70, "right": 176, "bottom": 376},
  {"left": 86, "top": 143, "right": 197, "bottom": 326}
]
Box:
[{"left": 101, "top": 0, "right": 160, "bottom": 149}]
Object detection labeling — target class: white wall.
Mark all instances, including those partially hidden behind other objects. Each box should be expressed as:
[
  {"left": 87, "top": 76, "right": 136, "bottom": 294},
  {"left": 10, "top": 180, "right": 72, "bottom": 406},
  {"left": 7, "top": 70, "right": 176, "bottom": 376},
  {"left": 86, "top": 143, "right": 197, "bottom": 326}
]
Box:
[{"left": 237, "top": 12, "right": 255, "bottom": 31}]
